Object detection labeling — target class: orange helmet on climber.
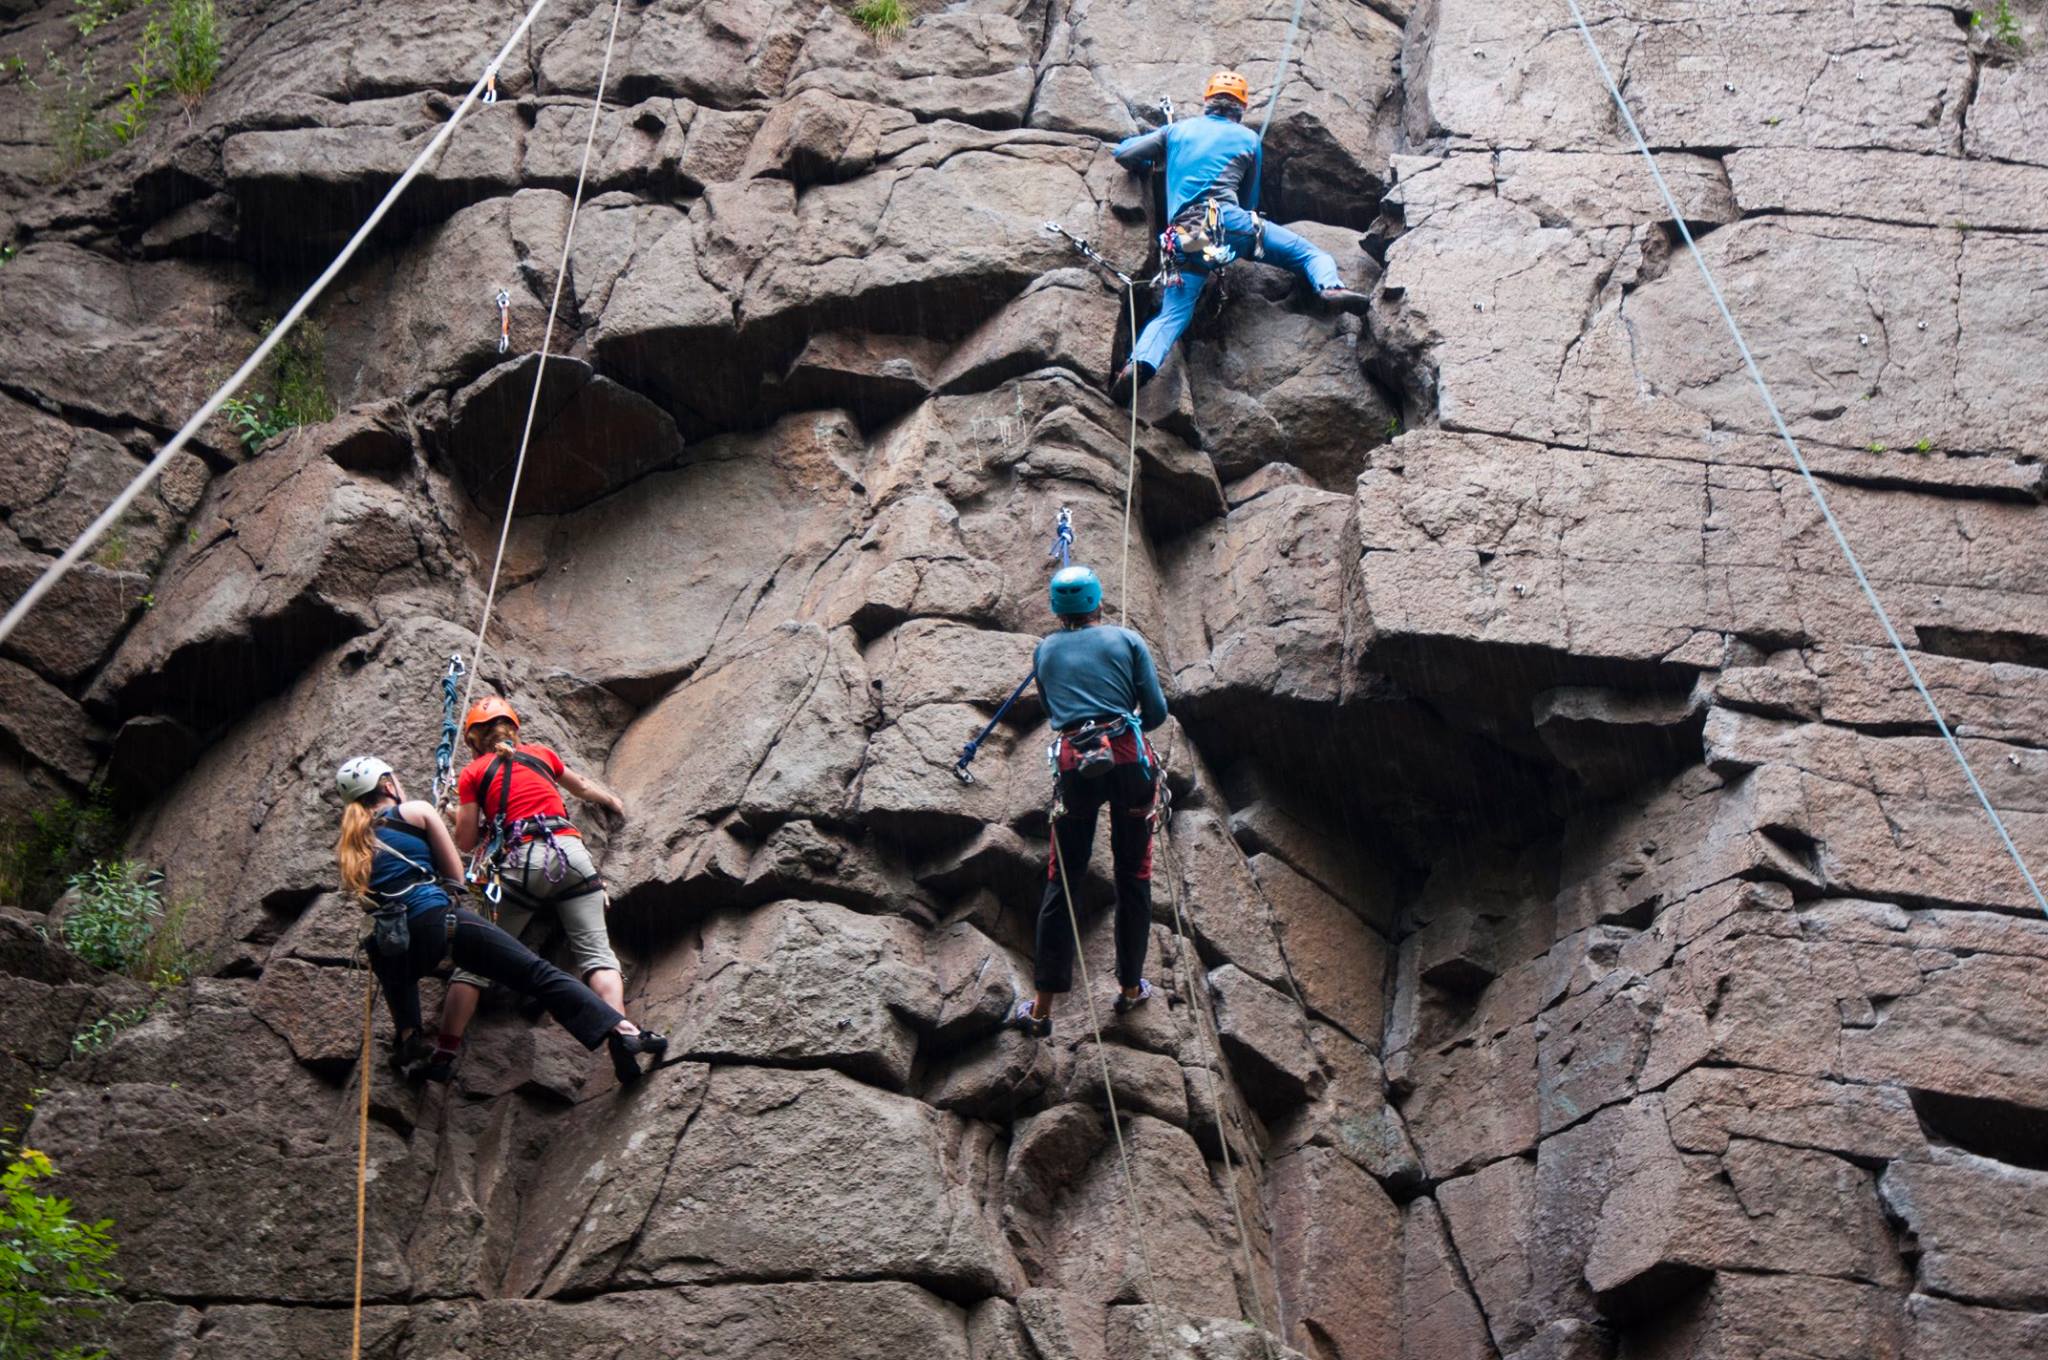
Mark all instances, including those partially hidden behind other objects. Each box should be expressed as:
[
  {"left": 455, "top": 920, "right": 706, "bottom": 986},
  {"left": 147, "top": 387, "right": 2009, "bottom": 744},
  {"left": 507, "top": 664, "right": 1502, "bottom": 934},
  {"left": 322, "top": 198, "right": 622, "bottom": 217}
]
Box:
[
  {"left": 1203, "top": 70, "right": 1251, "bottom": 106},
  {"left": 463, "top": 695, "right": 519, "bottom": 737}
]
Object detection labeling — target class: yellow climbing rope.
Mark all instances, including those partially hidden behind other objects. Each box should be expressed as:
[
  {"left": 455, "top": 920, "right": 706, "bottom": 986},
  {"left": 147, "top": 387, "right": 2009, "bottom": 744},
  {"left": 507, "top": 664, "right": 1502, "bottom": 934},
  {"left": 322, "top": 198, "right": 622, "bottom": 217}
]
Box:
[{"left": 349, "top": 965, "right": 375, "bottom": 1360}]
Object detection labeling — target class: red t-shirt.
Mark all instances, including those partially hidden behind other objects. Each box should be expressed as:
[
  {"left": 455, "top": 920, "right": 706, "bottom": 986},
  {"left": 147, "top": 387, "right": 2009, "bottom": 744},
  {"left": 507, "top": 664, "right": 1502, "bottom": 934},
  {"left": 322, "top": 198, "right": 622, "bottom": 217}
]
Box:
[{"left": 457, "top": 743, "right": 578, "bottom": 837}]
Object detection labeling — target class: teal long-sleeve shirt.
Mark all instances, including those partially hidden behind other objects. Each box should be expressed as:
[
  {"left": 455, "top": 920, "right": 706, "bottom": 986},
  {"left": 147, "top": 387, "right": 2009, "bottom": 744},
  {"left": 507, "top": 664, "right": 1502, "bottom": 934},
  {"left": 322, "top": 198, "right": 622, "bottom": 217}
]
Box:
[{"left": 1034, "top": 625, "right": 1169, "bottom": 732}]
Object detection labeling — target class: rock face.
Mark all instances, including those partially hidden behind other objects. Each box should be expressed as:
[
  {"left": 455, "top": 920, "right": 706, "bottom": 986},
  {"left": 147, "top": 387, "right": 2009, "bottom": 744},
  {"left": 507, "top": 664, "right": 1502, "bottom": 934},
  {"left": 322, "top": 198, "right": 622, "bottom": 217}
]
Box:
[{"left": 5, "top": 0, "right": 2048, "bottom": 1358}]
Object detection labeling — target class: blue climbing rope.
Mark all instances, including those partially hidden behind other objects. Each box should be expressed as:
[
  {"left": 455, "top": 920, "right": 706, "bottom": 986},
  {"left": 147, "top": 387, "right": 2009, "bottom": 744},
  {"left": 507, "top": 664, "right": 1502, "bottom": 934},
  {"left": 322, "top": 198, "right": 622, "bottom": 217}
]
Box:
[
  {"left": 955, "top": 671, "right": 1037, "bottom": 785},
  {"left": 1049, "top": 506, "right": 1074, "bottom": 567},
  {"left": 431, "top": 653, "right": 467, "bottom": 806}
]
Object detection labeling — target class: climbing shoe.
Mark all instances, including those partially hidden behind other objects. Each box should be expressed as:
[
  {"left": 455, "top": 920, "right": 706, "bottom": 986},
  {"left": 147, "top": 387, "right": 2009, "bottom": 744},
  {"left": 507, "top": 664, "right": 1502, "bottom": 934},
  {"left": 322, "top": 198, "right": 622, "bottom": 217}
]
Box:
[
  {"left": 1108, "top": 359, "right": 1155, "bottom": 405},
  {"left": 423, "top": 1034, "right": 463, "bottom": 1083},
  {"left": 1319, "top": 287, "right": 1372, "bottom": 315},
  {"left": 1012, "top": 999, "right": 1053, "bottom": 1039},
  {"left": 607, "top": 1028, "right": 666, "bottom": 1086},
  {"left": 1113, "top": 979, "right": 1155, "bottom": 1016},
  {"left": 388, "top": 1032, "right": 434, "bottom": 1082}
]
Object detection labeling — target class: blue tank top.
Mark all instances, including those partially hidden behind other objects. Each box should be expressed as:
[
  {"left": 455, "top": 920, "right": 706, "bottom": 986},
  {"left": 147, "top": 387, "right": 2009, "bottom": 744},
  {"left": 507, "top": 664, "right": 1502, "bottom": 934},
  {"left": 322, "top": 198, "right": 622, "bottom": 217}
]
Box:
[{"left": 370, "top": 810, "right": 451, "bottom": 917}]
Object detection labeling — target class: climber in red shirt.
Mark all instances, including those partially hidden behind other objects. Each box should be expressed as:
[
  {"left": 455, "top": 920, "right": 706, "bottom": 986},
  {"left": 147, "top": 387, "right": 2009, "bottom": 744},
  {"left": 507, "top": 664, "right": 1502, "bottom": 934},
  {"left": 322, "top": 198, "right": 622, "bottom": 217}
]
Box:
[{"left": 447, "top": 695, "right": 665, "bottom": 1082}]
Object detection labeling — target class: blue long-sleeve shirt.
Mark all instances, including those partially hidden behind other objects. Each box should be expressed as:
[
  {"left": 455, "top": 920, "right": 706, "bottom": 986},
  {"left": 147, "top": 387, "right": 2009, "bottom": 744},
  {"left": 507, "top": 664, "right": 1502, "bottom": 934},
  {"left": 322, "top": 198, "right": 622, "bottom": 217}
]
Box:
[
  {"left": 1034, "top": 625, "right": 1169, "bottom": 732},
  {"left": 1112, "top": 112, "right": 1260, "bottom": 220}
]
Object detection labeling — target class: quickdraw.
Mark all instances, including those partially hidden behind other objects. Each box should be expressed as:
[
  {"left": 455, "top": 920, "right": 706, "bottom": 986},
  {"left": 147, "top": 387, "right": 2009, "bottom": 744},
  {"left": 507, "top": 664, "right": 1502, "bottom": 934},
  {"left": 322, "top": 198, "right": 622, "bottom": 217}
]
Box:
[
  {"left": 1041, "top": 220, "right": 1135, "bottom": 290},
  {"left": 1048, "top": 505, "right": 1073, "bottom": 568},
  {"left": 494, "top": 289, "right": 512, "bottom": 354},
  {"left": 431, "top": 653, "right": 467, "bottom": 808}
]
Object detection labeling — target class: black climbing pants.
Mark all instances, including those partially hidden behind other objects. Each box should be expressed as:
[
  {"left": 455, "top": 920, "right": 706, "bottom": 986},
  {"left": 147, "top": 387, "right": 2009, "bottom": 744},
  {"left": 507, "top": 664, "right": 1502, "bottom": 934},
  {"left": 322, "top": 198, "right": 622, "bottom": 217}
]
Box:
[
  {"left": 372, "top": 906, "right": 622, "bottom": 1050},
  {"left": 1034, "top": 763, "right": 1157, "bottom": 993}
]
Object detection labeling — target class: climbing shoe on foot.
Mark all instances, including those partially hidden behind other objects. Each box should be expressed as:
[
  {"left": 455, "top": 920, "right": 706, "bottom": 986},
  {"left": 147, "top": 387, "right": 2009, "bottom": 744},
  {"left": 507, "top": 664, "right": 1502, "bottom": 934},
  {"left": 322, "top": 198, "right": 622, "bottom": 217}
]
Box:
[
  {"left": 607, "top": 1029, "right": 664, "bottom": 1086},
  {"left": 1109, "top": 359, "right": 1155, "bottom": 405},
  {"left": 389, "top": 1032, "right": 434, "bottom": 1082},
  {"left": 423, "top": 1034, "right": 462, "bottom": 1083},
  {"left": 1319, "top": 287, "right": 1372, "bottom": 315},
  {"left": 1012, "top": 999, "right": 1053, "bottom": 1039},
  {"left": 1113, "top": 979, "right": 1155, "bottom": 1016}
]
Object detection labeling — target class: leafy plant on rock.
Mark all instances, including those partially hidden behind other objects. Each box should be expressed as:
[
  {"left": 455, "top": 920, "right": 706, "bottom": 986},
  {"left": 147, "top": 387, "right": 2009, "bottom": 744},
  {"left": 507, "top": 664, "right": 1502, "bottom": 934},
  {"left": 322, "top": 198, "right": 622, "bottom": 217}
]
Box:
[
  {"left": 57, "top": 861, "right": 160, "bottom": 975},
  {"left": 0, "top": 1146, "right": 119, "bottom": 1360},
  {"left": 161, "top": 0, "right": 219, "bottom": 106},
  {"left": 219, "top": 320, "right": 335, "bottom": 450},
  {"left": 69, "top": 1009, "right": 149, "bottom": 1057}
]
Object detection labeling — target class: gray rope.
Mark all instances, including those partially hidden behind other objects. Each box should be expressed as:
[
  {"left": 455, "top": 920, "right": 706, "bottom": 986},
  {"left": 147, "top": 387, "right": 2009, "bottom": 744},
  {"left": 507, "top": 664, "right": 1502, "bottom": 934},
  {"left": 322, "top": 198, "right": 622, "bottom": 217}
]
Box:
[
  {"left": 0, "top": 0, "right": 563, "bottom": 650},
  {"left": 1247, "top": 0, "right": 1309, "bottom": 209},
  {"left": 461, "top": 0, "right": 628, "bottom": 718},
  {"left": 1562, "top": 0, "right": 2048, "bottom": 919}
]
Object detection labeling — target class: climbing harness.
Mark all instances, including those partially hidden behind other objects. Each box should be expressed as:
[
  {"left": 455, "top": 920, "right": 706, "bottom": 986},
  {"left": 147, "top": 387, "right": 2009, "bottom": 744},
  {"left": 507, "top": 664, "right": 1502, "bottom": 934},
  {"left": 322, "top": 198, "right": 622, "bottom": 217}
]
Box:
[
  {"left": 1560, "top": 0, "right": 2048, "bottom": 920},
  {"left": 1158, "top": 196, "right": 1264, "bottom": 289},
  {"left": 0, "top": 0, "right": 565, "bottom": 651},
  {"left": 431, "top": 653, "right": 468, "bottom": 808},
  {"left": 457, "top": 0, "right": 627, "bottom": 720},
  {"left": 464, "top": 748, "right": 602, "bottom": 906},
  {"left": 494, "top": 289, "right": 512, "bottom": 355}
]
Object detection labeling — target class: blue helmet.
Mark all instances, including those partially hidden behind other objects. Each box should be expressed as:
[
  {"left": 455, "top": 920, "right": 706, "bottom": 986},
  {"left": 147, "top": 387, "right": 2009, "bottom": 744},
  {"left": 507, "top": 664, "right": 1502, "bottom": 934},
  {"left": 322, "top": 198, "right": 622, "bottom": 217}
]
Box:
[{"left": 1049, "top": 565, "right": 1104, "bottom": 617}]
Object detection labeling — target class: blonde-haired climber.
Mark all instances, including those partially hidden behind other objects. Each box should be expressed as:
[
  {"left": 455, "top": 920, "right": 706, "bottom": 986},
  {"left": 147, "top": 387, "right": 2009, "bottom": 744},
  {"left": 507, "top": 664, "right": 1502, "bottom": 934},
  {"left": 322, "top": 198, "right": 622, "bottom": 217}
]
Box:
[{"left": 333, "top": 756, "right": 662, "bottom": 1086}]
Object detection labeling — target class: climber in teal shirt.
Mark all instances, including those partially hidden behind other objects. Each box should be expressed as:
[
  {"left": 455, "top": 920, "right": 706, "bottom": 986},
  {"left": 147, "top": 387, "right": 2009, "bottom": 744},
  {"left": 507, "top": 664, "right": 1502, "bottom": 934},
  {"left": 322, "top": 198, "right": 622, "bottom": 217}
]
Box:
[
  {"left": 1107, "top": 69, "right": 1371, "bottom": 401},
  {"left": 1014, "top": 565, "right": 1170, "bottom": 1040}
]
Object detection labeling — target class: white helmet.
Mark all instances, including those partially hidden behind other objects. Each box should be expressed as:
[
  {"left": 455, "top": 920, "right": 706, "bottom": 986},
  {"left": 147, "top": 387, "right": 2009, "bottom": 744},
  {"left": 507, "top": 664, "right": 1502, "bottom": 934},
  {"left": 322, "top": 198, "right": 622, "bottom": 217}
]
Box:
[{"left": 336, "top": 756, "right": 395, "bottom": 803}]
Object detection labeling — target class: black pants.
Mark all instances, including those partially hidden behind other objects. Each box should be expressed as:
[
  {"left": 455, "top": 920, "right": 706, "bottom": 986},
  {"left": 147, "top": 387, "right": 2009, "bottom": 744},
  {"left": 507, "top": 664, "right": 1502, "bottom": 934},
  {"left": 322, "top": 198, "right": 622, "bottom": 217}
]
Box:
[
  {"left": 371, "top": 906, "right": 622, "bottom": 1051},
  {"left": 1035, "top": 763, "right": 1156, "bottom": 993}
]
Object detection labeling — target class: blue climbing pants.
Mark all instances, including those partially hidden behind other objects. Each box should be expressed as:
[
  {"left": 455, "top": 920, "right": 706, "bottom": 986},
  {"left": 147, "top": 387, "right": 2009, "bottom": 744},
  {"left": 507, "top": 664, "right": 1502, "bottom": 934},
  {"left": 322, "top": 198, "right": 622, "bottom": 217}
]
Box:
[{"left": 1129, "top": 204, "right": 1343, "bottom": 372}]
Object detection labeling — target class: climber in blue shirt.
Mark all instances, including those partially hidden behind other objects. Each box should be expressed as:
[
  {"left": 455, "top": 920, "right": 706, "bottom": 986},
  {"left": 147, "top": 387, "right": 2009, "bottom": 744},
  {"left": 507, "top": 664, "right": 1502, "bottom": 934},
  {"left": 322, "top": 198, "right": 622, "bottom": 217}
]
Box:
[
  {"left": 1013, "top": 565, "right": 1171, "bottom": 1039},
  {"left": 1107, "top": 69, "right": 1371, "bottom": 402}
]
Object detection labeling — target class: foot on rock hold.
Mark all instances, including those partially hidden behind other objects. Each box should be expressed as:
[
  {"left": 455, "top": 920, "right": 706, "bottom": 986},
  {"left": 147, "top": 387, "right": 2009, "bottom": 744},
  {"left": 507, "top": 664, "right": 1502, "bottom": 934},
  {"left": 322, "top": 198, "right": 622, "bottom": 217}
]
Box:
[
  {"left": 1113, "top": 978, "right": 1155, "bottom": 1015},
  {"left": 1319, "top": 287, "right": 1371, "bottom": 314},
  {"left": 608, "top": 1029, "right": 663, "bottom": 1086},
  {"left": 1012, "top": 998, "right": 1053, "bottom": 1039},
  {"left": 1109, "top": 360, "right": 1155, "bottom": 405}
]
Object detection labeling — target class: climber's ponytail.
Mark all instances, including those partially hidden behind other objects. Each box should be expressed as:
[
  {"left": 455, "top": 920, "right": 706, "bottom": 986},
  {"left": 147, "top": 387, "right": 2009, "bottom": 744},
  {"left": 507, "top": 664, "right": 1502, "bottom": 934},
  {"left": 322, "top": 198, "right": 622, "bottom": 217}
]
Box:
[{"left": 336, "top": 800, "right": 378, "bottom": 898}]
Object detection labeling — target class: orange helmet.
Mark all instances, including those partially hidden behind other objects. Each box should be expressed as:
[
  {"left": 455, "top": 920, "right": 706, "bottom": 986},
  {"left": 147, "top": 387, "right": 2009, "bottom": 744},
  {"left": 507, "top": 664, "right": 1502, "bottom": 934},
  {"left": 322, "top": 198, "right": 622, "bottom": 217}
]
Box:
[
  {"left": 1204, "top": 70, "right": 1250, "bottom": 106},
  {"left": 463, "top": 696, "right": 519, "bottom": 735}
]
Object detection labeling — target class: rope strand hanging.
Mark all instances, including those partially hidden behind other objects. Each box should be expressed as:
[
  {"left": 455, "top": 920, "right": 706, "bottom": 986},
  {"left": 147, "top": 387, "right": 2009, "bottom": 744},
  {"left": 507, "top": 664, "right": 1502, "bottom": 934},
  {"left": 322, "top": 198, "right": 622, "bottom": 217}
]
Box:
[
  {"left": 458, "top": 0, "right": 629, "bottom": 718},
  {"left": 1562, "top": 0, "right": 2048, "bottom": 920},
  {"left": 0, "top": 0, "right": 564, "bottom": 651}
]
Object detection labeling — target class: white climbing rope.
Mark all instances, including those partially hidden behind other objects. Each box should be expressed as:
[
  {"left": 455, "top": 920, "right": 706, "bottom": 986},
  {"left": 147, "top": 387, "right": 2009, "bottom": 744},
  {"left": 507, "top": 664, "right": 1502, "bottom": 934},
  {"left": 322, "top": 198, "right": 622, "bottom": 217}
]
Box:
[
  {"left": 0, "top": 0, "right": 563, "bottom": 652},
  {"left": 1156, "top": 821, "right": 1280, "bottom": 1360},
  {"left": 1119, "top": 286, "right": 1139, "bottom": 627},
  {"left": 1562, "top": 0, "right": 2048, "bottom": 920},
  {"left": 1046, "top": 801, "right": 1182, "bottom": 1360},
  {"left": 457, "top": 0, "right": 627, "bottom": 720}
]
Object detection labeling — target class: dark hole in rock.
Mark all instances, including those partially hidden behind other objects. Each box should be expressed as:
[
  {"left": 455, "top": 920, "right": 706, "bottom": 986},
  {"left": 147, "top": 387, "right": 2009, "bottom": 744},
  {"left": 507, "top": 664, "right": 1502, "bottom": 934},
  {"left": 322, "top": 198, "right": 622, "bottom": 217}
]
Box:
[{"left": 1910, "top": 1087, "right": 2048, "bottom": 1172}]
